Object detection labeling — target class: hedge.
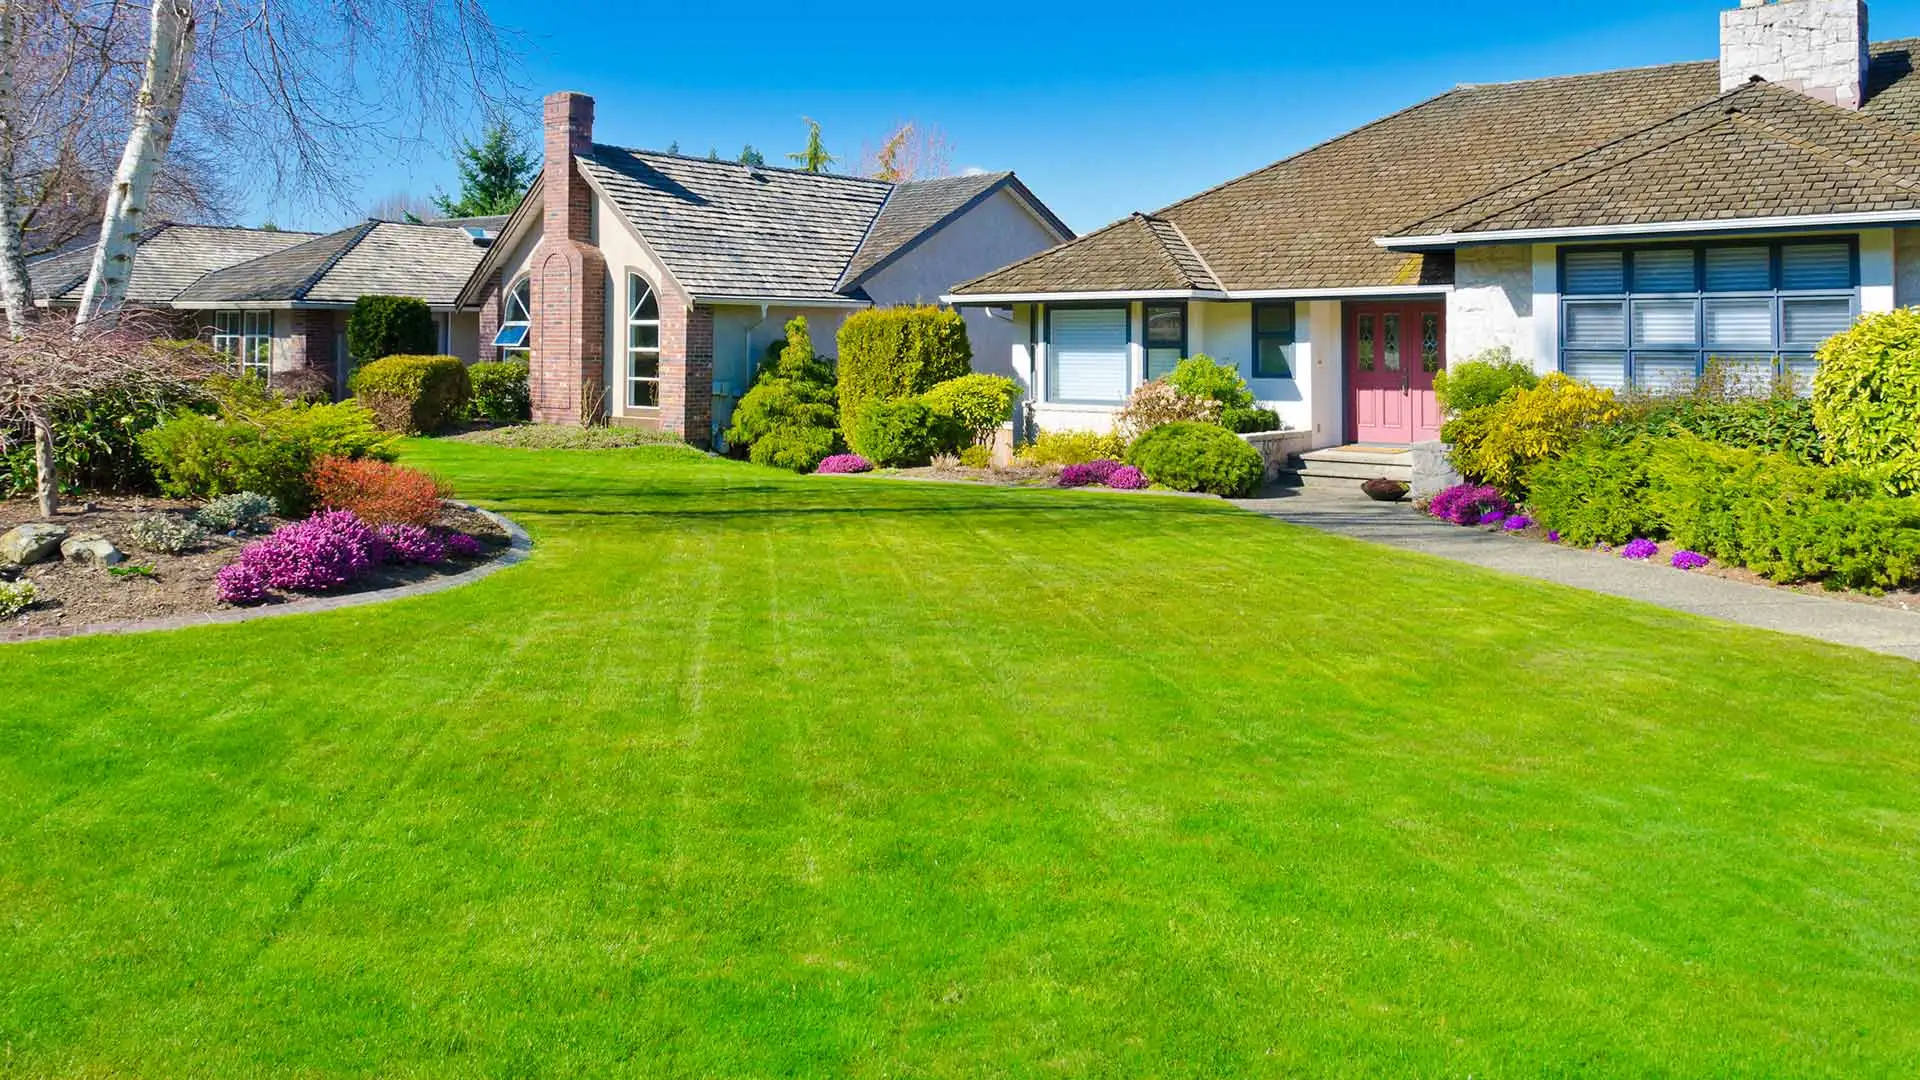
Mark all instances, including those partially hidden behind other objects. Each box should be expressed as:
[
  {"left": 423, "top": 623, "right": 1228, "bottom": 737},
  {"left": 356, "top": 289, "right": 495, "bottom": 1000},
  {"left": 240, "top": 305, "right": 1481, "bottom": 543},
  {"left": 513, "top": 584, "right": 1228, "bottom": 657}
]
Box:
[
  {"left": 836, "top": 305, "right": 971, "bottom": 432},
  {"left": 346, "top": 295, "right": 437, "bottom": 363},
  {"left": 350, "top": 355, "right": 473, "bottom": 434}
]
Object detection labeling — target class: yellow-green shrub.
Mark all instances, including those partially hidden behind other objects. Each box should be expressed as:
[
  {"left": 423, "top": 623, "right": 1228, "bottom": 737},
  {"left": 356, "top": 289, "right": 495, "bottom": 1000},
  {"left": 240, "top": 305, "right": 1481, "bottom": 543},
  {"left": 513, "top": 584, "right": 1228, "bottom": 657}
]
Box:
[
  {"left": 1449, "top": 373, "right": 1621, "bottom": 494},
  {"left": 1813, "top": 308, "right": 1920, "bottom": 492},
  {"left": 1018, "top": 429, "right": 1129, "bottom": 466},
  {"left": 350, "top": 354, "right": 472, "bottom": 434}
]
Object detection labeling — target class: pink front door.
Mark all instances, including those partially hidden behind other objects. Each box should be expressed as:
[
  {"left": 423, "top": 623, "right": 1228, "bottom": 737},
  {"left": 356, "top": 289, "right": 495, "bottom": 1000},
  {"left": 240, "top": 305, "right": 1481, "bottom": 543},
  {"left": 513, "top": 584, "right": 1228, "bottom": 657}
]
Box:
[{"left": 1347, "top": 302, "right": 1445, "bottom": 444}]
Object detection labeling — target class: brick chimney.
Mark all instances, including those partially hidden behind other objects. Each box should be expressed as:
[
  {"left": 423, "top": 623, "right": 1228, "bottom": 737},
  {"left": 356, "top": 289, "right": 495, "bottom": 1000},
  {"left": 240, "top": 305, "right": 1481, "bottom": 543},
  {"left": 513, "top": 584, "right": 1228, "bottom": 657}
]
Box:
[
  {"left": 1721, "top": 0, "right": 1870, "bottom": 109},
  {"left": 529, "top": 90, "right": 608, "bottom": 424}
]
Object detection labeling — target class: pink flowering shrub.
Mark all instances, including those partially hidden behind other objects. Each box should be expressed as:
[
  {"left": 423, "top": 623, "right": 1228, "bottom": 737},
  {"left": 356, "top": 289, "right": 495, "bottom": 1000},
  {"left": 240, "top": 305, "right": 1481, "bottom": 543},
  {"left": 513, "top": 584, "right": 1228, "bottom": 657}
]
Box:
[
  {"left": 442, "top": 531, "right": 484, "bottom": 559},
  {"left": 215, "top": 562, "right": 270, "bottom": 604},
  {"left": 378, "top": 523, "right": 447, "bottom": 564},
  {"left": 1058, "top": 459, "right": 1123, "bottom": 488},
  {"left": 1107, "top": 465, "right": 1148, "bottom": 490},
  {"left": 1427, "top": 484, "right": 1511, "bottom": 525},
  {"left": 815, "top": 453, "right": 872, "bottom": 475},
  {"left": 216, "top": 509, "right": 383, "bottom": 602}
]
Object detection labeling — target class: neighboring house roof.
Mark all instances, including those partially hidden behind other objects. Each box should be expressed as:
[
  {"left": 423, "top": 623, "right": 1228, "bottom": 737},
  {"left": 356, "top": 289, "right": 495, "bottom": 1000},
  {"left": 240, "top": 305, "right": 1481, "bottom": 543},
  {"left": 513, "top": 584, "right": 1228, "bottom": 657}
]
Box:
[
  {"left": 174, "top": 221, "right": 490, "bottom": 308},
  {"left": 954, "top": 38, "right": 1920, "bottom": 297},
  {"left": 28, "top": 222, "right": 319, "bottom": 303},
  {"left": 837, "top": 172, "right": 1073, "bottom": 290},
  {"left": 579, "top": 148, "right": 892, "bottom": 302}
]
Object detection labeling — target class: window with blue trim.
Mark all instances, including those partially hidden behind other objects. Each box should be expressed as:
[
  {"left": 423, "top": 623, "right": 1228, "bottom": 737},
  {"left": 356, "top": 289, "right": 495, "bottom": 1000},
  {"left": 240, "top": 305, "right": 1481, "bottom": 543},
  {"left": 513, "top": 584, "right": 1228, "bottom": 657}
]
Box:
[
  {"left": 1045, "top": 307, "right": 1129, "bottom": 404},
  {"left": 1144, "top": 303, "right": 1186, "bottom": 382},
  {"left": 1560, "top": 240, "right": 1856, "bottom": 394},
  {"left": 493, "top": 276, "right": 532, "bottom": 362},
  {"left": 1251, "top": 302, "right": 1294, "bottom": 379}
]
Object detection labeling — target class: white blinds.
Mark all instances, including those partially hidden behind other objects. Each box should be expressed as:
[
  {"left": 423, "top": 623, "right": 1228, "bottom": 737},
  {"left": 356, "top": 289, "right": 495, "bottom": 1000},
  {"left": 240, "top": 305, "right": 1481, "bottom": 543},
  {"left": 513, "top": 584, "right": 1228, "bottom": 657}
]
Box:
[{"left": 1048, "top": 308, "right": 1128, "bottom": 403}]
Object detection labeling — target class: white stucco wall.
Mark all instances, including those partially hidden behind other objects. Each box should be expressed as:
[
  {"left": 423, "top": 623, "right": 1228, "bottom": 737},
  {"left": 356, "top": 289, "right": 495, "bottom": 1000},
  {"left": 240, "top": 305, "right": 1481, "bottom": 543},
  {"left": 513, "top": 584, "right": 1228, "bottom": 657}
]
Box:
[
  {"left": 1448, "top": 244, "right": 1534, "bottom": 366},
  {"left": 861, "top": 186, "right": 1069, "bottom": 380}
]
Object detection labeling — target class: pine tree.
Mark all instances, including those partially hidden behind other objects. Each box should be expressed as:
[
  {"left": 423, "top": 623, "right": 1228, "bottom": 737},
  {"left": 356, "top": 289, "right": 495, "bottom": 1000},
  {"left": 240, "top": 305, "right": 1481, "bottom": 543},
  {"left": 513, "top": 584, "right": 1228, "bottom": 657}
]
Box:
[
  {"left": 666, "top": 140, "right": 680, "bottom": 155},
  {"left": 786, "top": 119, "right": 836, "bottom": 173},
  {"left": 432, "top": 120, "right": 538, "bottom": 218},
  {"left": 738, "top": 144, "right": 765, "bottom": 167}
]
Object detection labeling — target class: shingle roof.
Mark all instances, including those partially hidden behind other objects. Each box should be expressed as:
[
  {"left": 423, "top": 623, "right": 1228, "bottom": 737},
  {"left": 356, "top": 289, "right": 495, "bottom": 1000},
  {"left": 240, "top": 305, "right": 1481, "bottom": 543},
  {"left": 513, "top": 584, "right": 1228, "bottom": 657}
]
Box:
[
  {"left": 955, "top": 39, "right": 1920, "bottom": 296},
  {"left": 173, "top": 221, "right": 489, "bottom": 307},
  {"left": 839, "top": 171, "right": 1013, "bottom": 287},
  {"left": 955, "top": 212, "right": 1223, "bottom": 294},
  {"left": 579, "top": 148, "right": 892, "bottom": 301},
  {"left": 29, "top": 223, "right": 319, "bottom": 303}
]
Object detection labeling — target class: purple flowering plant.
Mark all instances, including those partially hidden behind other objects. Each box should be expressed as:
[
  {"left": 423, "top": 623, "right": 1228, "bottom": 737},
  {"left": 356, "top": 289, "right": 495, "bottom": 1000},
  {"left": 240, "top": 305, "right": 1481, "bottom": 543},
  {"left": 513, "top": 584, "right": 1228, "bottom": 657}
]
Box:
[
  {"left": 1547, "top": 530, "right": 1562, "bottom": 543},
  {"left": 1058, "top": 459, "right": 1123, "bottom": 488},
  {"left": 1426, "top": 484, "right": 1512, "bottom": 526},
  {"left": 1622, "top": 537, "right": 1660, "bottom": 560},
  {"left": 815, "top": 454, "right": 872, "bottom": 475},
  {"left": 1502, "top": 514, "right": 1533, "bottom": 531},
  {"left": 441, "top": 531, "right": 484, "bottom": 559},
  {"left": 1106, "top": 465, "right": 1148, "bottom": 490},
  {"left": 378, "top": 524, "right": 447, "bottom": 565},
  {"left": 1671, "top": 549, "right": 1710, "bottom": 570}
]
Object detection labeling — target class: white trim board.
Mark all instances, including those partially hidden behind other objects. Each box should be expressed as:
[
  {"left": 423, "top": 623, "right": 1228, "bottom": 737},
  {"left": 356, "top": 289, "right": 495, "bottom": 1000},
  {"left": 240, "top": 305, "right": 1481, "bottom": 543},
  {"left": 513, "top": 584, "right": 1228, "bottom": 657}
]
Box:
[{"left": 1377, "top": 210, "right": 1920, "bottom": 250}]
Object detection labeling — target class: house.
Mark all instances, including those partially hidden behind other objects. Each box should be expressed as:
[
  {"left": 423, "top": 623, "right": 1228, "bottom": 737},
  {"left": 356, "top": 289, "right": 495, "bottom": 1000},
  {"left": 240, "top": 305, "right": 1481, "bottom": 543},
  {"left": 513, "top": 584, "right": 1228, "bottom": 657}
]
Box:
[
  {"left": 946, "top": 0, "right": 1920, "bottom": 467},
  {"left": 29, "top": 218, "right": 499, "bottom": 396},
  {"left": 455, "top": 92, "right": 1073, "bottom": 442}
]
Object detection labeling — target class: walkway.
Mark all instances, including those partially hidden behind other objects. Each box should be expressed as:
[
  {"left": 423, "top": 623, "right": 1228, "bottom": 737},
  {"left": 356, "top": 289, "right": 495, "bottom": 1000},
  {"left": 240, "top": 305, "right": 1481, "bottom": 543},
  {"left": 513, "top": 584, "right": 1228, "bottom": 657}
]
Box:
[{"left": 1233, "top": 484, "right": 1920, "bottom": 661}]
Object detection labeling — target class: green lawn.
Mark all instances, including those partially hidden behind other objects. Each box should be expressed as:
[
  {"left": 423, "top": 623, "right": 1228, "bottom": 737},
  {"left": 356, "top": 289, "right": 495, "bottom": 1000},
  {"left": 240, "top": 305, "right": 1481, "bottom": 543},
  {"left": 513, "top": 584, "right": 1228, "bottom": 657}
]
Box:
[{"left": 4, "top": 441, "right": 1919, "bottom": 1077}]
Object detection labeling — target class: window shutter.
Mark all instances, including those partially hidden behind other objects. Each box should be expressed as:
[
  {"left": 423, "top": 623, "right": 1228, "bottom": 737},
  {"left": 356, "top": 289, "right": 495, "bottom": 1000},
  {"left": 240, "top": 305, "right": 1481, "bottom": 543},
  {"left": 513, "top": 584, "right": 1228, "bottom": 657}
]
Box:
[
  {"left": 1048, "top": 308, "right": 1129, "bottom": 403},
  {"left": 1563, "top": 251, "right": 1625, "bottom": 294},
  {"left": 1781, "top": 244, "right": 1852, "bottom": 290}
]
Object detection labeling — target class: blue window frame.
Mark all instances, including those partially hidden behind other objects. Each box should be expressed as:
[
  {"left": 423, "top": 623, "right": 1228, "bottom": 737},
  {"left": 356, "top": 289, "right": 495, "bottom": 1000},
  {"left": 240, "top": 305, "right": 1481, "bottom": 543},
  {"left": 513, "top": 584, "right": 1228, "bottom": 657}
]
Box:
[
  {"left": 1251, "top": 302, "right": 1295, "bottom": 379},
  {"left": 1144, "top": 303, "right": 1186, "bottom": 382},
  {"left": 1045, "top": 306, "right": 1130, "bottom": 404},
  {"left": 1559, "top": 239, "right": 1857, "bottom": 393}
]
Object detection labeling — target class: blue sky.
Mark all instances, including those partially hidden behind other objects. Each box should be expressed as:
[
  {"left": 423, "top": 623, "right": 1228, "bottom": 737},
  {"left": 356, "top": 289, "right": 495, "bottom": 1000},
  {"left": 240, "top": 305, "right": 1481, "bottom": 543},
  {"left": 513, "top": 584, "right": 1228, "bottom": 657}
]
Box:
[{"left": 263, "top": 0, "right": 1920, "bottom": 234}]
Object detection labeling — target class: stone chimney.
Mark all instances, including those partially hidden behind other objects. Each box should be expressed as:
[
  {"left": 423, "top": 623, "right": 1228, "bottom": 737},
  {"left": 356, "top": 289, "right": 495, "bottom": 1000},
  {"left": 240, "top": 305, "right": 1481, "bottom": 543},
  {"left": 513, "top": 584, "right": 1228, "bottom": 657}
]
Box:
[
  {"left": 529, "top": 90, "right": 607, "bottom": 425},
  {"left": 1721, "top": 0, "right": 1870, "bottom": 109}
]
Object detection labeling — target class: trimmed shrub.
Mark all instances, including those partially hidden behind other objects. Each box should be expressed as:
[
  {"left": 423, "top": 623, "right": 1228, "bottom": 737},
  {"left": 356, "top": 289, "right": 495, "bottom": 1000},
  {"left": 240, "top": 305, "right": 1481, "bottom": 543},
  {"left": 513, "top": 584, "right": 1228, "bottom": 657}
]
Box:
[
  {"left": 1018, "top": 429, "right": 1129, "bottom": 467},
  {"left": 1447, "top": 373, "right": 1621, "bottom": 495},
  {"left": 125, "top": 513, "right": 208, "bottom": 554},
  {"left": 1116, "top": 379, "right": 1220, "bottom": 440},
  {"left": 1434, "top": 348, "right": 1538, "bottom": 418},
  {"left": 0, "top": 580, "right": 37, "bottom": 617},
  {"left": 847, "top": 399, "right": 936, "bottom": 467},
  {"left": 347, "top": 295, "right": 437, "bottom": 363},
  {"left": 1220, "top": 405, "right": 1281, "bottom": 434},
  {"left": 836, "top": 305, "right": 971, "bottom": 431},
  {"left": 1814, "top": 307, "right": 1920, "bottom": 491},
  {"left": 311, "top": 456, "right": 445, "bottom": 526},
  {"left": 1168, "top": 355, "right": 1254, "bottom": 410},
  {"left": 195, "top": 491, "right": 278, "bottom": 533},
  {"left": 1126, "top": 421, "right": 1264, "bottom": 496},
  {"left": 467, "top": 360, "right": 531, "bottom": 423},
  {"left": 727, "top": 317, "right": 841, "bottom": 472},
  {"left": 1626, "top": 392, "right": 1822, "bottom": 463},
  {"left": 350, "top": 354, "right": 473, "bottom": 434},
  {"left": 139, "top": 398, "right": 394, "bottom": 515},
  {"left": 1524, "top": 433, "right": 1660, "bottom": 546},
  {"left": 1426, "top": 484, "right": 1511, "bottom": 526},
  {"left": 921, "top": 373, "right": 1020, "bottom": 453}
]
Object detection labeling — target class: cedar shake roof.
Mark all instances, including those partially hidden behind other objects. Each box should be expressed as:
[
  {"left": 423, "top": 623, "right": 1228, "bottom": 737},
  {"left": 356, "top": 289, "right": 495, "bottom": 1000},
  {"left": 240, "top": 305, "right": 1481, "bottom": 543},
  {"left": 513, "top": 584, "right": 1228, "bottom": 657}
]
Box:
[
  {"left": 174, "top": 221, "right": 489, "bottom": 308},
  {"left": 579, "top": 148, "right": 892, "bottom": 301},
  {"left": 954, "top": 39, "right": 1920, "bottom": 296},
  {"left": 28, "top": 223, "right": 319, "bottom": 303},
  {"left": 572, "top": 149, "right": 1070, "bottom": 302}
]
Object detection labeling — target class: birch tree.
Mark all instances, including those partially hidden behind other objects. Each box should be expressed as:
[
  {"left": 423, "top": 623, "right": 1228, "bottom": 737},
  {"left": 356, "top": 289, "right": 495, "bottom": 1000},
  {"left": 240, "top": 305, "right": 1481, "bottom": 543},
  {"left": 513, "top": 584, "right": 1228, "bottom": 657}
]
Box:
[{"left": 0, "top": 0, "right": 32, "bottom": 330}]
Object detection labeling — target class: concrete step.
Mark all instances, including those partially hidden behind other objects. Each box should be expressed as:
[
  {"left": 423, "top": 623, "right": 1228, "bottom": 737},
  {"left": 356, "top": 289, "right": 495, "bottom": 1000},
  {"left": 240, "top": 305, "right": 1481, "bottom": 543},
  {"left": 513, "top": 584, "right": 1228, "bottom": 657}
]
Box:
[{"left": 1295, "top": 457, "right": 1413, "bottom": 483}]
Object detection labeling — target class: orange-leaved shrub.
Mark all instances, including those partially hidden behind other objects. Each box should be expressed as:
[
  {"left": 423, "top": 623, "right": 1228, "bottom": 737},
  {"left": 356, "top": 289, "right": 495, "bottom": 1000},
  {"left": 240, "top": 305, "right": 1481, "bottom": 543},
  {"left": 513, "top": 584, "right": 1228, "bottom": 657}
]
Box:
[{"left": 310, "top": 455, "right": 446, "bottom": 526}]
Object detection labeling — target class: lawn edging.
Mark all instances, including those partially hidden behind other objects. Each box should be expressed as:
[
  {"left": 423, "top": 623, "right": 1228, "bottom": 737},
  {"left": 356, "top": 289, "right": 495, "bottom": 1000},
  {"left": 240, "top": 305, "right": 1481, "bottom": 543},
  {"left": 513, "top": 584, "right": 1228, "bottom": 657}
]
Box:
[{"left": 0, "top": 501, "right": 532, "bottom": 645}]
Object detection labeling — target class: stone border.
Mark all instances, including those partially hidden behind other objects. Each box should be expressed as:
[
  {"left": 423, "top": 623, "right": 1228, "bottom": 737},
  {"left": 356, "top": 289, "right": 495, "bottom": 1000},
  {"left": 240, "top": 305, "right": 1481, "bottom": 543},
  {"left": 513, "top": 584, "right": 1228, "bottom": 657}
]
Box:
[{"left": 0, "top": 502, "right": 532, "bottom": 645}]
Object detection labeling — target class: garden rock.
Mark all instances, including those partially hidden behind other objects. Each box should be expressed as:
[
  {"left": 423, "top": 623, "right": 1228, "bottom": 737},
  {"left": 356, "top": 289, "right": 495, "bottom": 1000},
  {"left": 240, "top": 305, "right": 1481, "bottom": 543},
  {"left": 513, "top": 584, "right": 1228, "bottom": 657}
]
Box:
[
  {"left": 59, "top": 534, "right": 125, "bottom": 567},
  {"left": 1, "top": 523, "right": 69, "bottom": 566}
]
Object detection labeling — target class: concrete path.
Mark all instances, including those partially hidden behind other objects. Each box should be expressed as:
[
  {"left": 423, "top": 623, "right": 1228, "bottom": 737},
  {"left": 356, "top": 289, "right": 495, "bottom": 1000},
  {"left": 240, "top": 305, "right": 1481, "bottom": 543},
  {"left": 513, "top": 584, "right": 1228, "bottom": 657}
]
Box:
[{"left": 1234, "top": 484, "right": 1920, "bottom": 661}]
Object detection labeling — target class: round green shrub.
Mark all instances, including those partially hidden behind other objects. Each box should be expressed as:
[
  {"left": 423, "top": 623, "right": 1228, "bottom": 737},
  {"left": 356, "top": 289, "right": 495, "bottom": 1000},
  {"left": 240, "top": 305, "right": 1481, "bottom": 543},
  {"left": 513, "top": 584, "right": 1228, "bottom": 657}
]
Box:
[
  {"left": 1814, "top": 308, "right": 1920, "bottom": 491},
  {"left": 848, "top": 399, "right": 937, "bottom": 467},
  {"left": 1434, "top": 348, "right": 1539, "bottom": 417},
  {"left": 1168, "top": 355, "right": 1254, "bottom": 410},
  {"left": 350, "top": 355, "right": 473, "bottom": 434},
  {"left": 921, "top": 373, "right": 1020, "bottom": 453},
  {"left": 1125, "top": 421, "right": 1264, "bottom": 496},
  {"left": 467, "top": 360, "right": 531, "bottom": 423},
  {"left": 347, "top": 296, "right": 437, "bottom": 363}
]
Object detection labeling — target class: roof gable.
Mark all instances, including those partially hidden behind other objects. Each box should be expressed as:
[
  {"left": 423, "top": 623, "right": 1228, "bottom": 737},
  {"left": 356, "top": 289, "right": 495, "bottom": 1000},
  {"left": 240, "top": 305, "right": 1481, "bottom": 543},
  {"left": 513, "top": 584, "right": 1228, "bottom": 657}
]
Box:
[
  {"left": 30, "top": 223, "right": 320, "bottom": 303},
  {"left": 171, "top": 221, "right": 489, "bottom": 308}
]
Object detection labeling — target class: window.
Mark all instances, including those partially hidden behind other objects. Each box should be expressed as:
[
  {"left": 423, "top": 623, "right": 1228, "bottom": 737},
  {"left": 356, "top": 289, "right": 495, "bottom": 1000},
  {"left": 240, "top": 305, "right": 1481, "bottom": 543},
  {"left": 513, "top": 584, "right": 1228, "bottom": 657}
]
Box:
[
  {"left": 1144, "top": 303, "right": 1185, "bottom": 381},
  {"left": 1046, "top": 307, "right": 1128, "bottom": 404},
  {"left": 626, "top": 273, "right": 661, "bottom": 408},
  {"left": 211, "top": 311, "right": 272, "bottom": 378},
  {"left": 493, "top": 276, "right": 531, "bottom": 362},
  {"left": 1252, "top": 302, "right": 1294, "bottom": 379},
  {"left": 1560, "top": 240, "right": 1857, "bottom": 393}
]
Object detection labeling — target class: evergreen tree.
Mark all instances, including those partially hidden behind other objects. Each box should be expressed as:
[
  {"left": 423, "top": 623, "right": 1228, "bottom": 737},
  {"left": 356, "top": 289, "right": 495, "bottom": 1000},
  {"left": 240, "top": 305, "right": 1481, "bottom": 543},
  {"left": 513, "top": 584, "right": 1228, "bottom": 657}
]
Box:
[
  {"left": 432, "top": 120, "right": 538, "bottom": 218},
  {"left": 738, "top": 144, "right": 765, "bottom": 167},
  {"left": 787, "top": 119, "right": 836, "bottom": 173},
  {"left": 666, "top": 140, "right": 680, "bottom": 155}
]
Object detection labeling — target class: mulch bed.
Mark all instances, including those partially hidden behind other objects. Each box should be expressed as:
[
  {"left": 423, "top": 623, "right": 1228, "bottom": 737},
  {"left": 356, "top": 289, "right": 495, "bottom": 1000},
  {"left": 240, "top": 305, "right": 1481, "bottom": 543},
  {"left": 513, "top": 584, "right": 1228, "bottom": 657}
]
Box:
[{"left": 0, "top": 497, "right": 511, "bottom": 635}]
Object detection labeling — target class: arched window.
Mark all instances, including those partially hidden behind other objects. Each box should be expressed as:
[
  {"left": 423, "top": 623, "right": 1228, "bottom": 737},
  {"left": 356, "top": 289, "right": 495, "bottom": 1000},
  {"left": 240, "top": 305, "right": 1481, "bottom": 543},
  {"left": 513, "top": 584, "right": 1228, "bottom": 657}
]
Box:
[
  {"left": 492, "top": 276, "right": 531, "bottom": 362},
  {"left": 627, "top": 273, "right": 661, "bottom": 408}
]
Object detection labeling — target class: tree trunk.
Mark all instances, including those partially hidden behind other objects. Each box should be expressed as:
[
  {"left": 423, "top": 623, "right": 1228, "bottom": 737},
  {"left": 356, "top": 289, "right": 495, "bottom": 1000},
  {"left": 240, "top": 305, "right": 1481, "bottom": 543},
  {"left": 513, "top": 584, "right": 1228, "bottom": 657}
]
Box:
[
  {"left": 31, "top": 410, "right": 56, "bottom": 517},
  {"left": 73, "top": 0, "right": 196, "bottom": 328},
  {"left": 0, "top": 0, "right": 34, "bottom": 334}
]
